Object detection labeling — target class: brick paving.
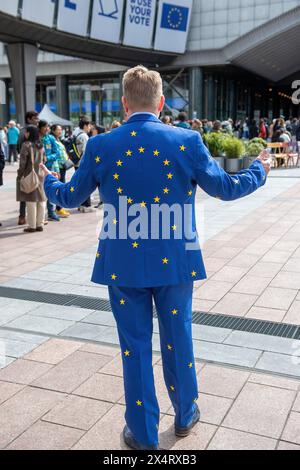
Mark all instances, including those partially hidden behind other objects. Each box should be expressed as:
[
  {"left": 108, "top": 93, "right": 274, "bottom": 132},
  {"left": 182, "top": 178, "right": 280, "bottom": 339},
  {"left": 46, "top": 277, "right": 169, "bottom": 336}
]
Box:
[{"left": 1, "top": 165, "right": 300, "bottom": 449}]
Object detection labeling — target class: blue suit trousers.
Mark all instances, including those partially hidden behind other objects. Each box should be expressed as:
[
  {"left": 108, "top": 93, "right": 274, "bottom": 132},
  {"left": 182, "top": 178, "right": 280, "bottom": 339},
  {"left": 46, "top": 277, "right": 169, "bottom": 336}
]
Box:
[{"left": 108, "top": 283, "right": 199, "bottom": 447}]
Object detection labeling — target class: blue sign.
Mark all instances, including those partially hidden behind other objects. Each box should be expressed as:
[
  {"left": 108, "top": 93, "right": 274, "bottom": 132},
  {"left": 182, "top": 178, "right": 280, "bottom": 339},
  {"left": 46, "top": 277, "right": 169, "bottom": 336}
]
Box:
[{"left": 161, "top": 3, "right": 189, "bottom": 32}]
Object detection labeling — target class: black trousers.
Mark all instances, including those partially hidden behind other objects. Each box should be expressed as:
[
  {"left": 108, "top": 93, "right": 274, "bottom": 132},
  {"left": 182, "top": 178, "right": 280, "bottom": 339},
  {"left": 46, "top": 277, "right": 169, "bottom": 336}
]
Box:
[
  {"left": 74, "top": 166, "right": 91, "bottom": 207},
  {"left": 8, "top": 144, "right": 18, "bottom": 163},
  {"left": 57, "top": 168, "right": 67, "bottom": 211},
  {"left": 20, "top": 201, "right": 26, "bottom": 218}
]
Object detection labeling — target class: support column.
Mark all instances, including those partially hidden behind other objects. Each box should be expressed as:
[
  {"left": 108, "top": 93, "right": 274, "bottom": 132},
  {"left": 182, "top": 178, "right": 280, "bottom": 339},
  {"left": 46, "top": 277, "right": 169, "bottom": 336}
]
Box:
[
  {"left": 228, "top": 79, "right": 237, "bottom": 121},
  {"left": 0, "top": 79, "right": 9, "bottom": 124},
  {"left": 56, "top": 75, "right": 70, "bottom": 120},
  {"left": 188, "top": 67, "right": 203, "bottom": 119},
  {"left": 207, "top": 74, "right": 215, "bottom": 121},
  {"left": 6, "top": 43, "right": 38, "bottom": 126}
]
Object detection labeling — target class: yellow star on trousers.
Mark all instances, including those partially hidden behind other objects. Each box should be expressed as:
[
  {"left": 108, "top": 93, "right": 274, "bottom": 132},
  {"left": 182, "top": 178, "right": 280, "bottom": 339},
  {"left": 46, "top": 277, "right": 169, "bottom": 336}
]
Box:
[
  {"left": 120, "top": 299, "right": 126, "bottom": 305},
  {"left": 96, "top": 252, "right": 101, "bottom": 259},
  {"left": 132, "top": 242, "right": 139, "bottom": 249},
  {"left": 124, "top": 350, "right": 130, "bottom": 357},
  {"left": 111, "top": 274, "right": 118, "bottom": 281},
  {"left": 170, "top": 385, "right": 175, "bottom": 392},
  {"left": 154, "top": 196, "right": 161, "bottom": 203},
  {"left": 167, "top": 173, "right": 173, "bottom": 180},
  {"left": 188, "top": 190, "right": 193, "bottom": 196},
  {"left": 167, "top": 344, "right": 173, "bottom": 351},
  {"left": 172, "top": 309, "right": 178, "bottom": 316},
  {"left": 126, "top": 150, "right": 133, "bottom": 157},
  {"left": 162, "top": 258, "right": 169, "bottom": 265},
  {"left": 180, "top": 145, "right": 186, "bottom": 152},
  {"left": 131, "top": 131, "right": 137, "bottom": 137},
  {"left": 117, "top": 188, "right": 123, "bottom": 194},
  {"left": 95, "top": 156, "right": 101, "bottom": 164},
  {"left": 113, "top": 173, "right": 119, "bottom": 180},
  {"left": 153, "top": 150, "right": 160, "bottom": 156},
  {"left": 163, "top": 159, "right": 170, "bottom": 166},
  {"left": 139, "top": 147, "right": 145, "bottom": 154},
  {"left": 191, "top": 271, "right": 197, "bottom": 278},
  {"left": 188, "top": 363, "right": 193, "bottom": 369},
  {"left": 127, "top": 197, "right": 134, "bottom": 205},
  {"left": 136, "top": 400, "right": 143, "bottom": 407},
  {"left": 116, "top": 160, "right": 123, "bottom": 167},
  {"left": 70, "top": 187, "right": 75, "bottom": 193}
]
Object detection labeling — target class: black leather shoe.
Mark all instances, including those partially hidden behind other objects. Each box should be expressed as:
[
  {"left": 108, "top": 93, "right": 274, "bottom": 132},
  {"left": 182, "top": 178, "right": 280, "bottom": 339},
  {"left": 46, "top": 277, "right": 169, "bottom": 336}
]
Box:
[
  {"left": 175, "top": 404, "right": 201, "bottom": 438},
  {"left": 123, "top": 426, "right": 159, "bottom": 451}
]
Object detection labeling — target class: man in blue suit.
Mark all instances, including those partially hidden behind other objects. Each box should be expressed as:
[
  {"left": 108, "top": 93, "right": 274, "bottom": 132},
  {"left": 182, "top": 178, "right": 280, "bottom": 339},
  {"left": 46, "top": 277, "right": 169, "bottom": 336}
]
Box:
[{"left": 41, "top": 66, "right": 271, "bottom": 450}]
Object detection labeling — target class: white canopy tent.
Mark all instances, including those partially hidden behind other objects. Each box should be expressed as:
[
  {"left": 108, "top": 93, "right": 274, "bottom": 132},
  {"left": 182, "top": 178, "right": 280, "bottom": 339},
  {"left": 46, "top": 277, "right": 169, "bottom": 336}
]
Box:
[{"left": 39, "top": 104, "right": 73, "bottom": 127}]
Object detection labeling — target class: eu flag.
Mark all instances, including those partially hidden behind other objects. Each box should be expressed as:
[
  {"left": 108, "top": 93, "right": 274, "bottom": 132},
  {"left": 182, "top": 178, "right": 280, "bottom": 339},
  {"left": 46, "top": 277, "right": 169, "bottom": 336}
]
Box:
[{"left": 161, "top": 3, "right": 189, "bottom": 32}]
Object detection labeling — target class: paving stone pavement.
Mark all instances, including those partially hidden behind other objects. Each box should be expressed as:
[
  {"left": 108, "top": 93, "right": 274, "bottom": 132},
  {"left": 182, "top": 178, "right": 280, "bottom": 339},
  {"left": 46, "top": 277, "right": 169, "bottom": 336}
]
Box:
[{"left": 1, "top": 166, "right": 300, "bottom": 449}]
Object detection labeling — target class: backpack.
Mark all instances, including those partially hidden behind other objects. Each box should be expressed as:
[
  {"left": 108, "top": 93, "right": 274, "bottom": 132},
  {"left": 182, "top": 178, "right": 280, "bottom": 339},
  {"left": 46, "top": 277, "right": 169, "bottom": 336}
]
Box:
[{"left": 63, "top": 132, "right": 84, "bottom": 166}]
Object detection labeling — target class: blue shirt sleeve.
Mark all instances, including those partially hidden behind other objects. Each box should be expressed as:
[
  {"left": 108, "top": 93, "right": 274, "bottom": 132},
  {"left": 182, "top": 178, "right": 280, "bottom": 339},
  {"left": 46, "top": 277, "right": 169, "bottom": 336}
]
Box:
[
  {"left": 44, "top": 139, "right": 99, "bottom": 208},
  {"left": 192, "top": 133, "right": 267, "bottom": 201}
]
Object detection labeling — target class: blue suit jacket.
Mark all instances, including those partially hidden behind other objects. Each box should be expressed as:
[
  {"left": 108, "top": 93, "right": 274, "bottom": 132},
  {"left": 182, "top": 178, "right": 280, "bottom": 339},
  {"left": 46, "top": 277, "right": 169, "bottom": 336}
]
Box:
[{"left": 44, "top": 114, "right": 267, "bottom": 288}]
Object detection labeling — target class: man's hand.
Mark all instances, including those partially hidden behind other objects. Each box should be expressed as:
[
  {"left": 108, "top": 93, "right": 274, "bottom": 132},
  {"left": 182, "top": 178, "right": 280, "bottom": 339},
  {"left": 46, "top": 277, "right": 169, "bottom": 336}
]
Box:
[
  {"left": 39, "top": 163, "right": 59, "bottom": 180},
  {"left": 256, "top": 149, "right": 272, "bottom": 177}
]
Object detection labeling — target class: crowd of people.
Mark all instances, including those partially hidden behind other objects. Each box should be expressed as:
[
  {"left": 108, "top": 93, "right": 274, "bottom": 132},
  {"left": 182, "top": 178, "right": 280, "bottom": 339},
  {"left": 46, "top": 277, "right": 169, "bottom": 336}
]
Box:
[
  {"left": 0, "top": 109, "right": 299, "bottom": 233},
  {"left": 167, "top": 112, "right": 300, "bottom": 144}
]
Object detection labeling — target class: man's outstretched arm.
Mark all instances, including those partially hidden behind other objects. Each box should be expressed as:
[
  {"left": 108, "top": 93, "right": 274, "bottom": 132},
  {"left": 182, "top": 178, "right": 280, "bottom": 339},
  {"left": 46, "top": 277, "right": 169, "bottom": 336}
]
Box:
[
  {"left": 192, "top": 133, "right": 271, "bottom": 201},
  {"left": 41, "top": 140, "right": 99, "bottom": 209}
]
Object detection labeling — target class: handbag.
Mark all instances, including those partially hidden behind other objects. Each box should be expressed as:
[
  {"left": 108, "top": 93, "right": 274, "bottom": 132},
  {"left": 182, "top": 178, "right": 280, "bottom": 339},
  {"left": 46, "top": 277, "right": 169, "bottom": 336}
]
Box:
[
  {"left": 63, "top": 159, "right": 75, "bottom": 171},
  {"left": 20, "top": 146, "right": 40, "bottom": 194}
]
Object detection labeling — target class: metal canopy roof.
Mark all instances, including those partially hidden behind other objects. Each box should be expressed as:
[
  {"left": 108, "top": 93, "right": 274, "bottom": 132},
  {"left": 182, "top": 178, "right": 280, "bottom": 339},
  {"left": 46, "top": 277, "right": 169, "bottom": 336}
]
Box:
[
  {"left": 0, "top": 12, "right": 175, "bottom": 67},
  {"left": 225, "top": 6, "right": 300, "bottom": 82}
]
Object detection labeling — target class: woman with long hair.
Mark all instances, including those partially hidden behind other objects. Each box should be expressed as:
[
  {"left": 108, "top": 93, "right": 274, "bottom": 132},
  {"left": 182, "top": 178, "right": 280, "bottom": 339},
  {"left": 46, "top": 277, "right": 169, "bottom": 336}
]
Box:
[{"left": 16, "top": 125, "right": 47, "bottom": 233}]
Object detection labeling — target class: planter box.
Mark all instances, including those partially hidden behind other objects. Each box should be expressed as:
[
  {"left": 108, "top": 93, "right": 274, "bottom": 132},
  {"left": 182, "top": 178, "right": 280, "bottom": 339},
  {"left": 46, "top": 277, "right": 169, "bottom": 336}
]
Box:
[
  {"left": 225, "top": 158, "right": 243, "bottom": 174},
  {"left": 213, "top": 156, "right": 225, "bottom": 169},
  {"left": 243, "top": 155, "right": 257, "bottom": 169}
]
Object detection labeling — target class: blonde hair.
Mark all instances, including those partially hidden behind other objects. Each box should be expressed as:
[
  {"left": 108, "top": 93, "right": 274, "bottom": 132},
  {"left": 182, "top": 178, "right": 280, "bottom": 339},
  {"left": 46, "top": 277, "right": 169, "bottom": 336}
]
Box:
[{"left": 123, "top": 65, "right": 163, "bottom": 109}]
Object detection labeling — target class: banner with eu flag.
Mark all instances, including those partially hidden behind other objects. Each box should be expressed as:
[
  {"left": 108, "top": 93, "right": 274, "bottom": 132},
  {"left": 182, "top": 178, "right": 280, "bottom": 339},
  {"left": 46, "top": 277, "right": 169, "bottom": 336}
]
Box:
[{"left": 154, "top": 0, "right": 193, "bottom": 53}]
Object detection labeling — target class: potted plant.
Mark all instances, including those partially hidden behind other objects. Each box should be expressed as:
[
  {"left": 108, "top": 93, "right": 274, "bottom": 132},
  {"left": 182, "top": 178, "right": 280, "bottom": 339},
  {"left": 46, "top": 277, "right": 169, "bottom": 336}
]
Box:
[
  {"left": 244, "top": 140, "right": 266, "bottom": 168},
  {"left": 203, "top": 132, "right": 225, "bottom": 168},
  {"left": 223, "top": 136, "right": 245, "bottom": 173}
]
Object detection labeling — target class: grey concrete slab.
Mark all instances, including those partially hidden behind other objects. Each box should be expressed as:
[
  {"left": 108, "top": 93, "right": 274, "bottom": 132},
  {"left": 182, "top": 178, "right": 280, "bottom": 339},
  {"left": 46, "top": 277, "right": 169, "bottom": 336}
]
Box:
[
  {"left": 192, "top": 324, "right": 232, "bottom": 343},
  {"left": 61, "top": 323, "right": 111, "bottom": 342},
  {"left": 224, "top": 331, "right": 299, "bottom": 356},
  {"left": 21, "top": 271, "right": 68, "bottom": 282},
  {"left": 30, "top": 304, "right": 91, "bottom": 322},
  {"left": 256, "top": 352, "right": 300, "bottom": 378},
  {"left": 0, "top": 329, "right": 48, "bottom": 344},
  {"left": 0, "top": 356, "right": 15, "bottom": 369},
  {"left": 193, "top": 340, "right": 262, "bottom": 368},
  {"left": 81, "top": 311, "right": 117, "bottom": 327},
  {"left": 1, "top": 338, "right": 42, "bottom": 359},
  {"left": 36, "top": 264, "right": 83, "bottom": 275},
  {"left": 95, "top": 326, "right": 120, "bottom": 344},
  {"left": 6, "top": 315, "right": 75, "bottom": 336}
]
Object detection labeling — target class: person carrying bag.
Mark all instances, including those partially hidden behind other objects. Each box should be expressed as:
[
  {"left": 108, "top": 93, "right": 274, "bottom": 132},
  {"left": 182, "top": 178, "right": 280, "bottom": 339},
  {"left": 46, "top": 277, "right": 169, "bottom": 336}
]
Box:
[{"left": 17, "top": 126, "right": 47, "bottom": 233}]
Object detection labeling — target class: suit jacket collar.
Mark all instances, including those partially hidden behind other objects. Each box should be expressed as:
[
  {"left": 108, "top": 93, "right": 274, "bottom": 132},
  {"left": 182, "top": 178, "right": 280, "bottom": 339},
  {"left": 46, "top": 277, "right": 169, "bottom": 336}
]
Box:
[{"left": 126, "top": 113, "right": 162, "bottom": 124}]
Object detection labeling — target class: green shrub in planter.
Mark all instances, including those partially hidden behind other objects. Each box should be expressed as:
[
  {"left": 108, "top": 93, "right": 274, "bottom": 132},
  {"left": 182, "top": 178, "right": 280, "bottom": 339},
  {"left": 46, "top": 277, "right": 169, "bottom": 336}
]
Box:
[
  {"left": 249, "top": 138, "right": 267, "bottom": 149},
  {"left": 244, "top": 140, "right": 265, "bottom": 169},
  {"left": 203, "top": 132, "right": 226, "bottom": 168},
  {"left": 223, "top": 137, "right": 245, "bottom": 173},
  {"left": 203, "top": 132, "right": 225, "bottom": 158}
]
